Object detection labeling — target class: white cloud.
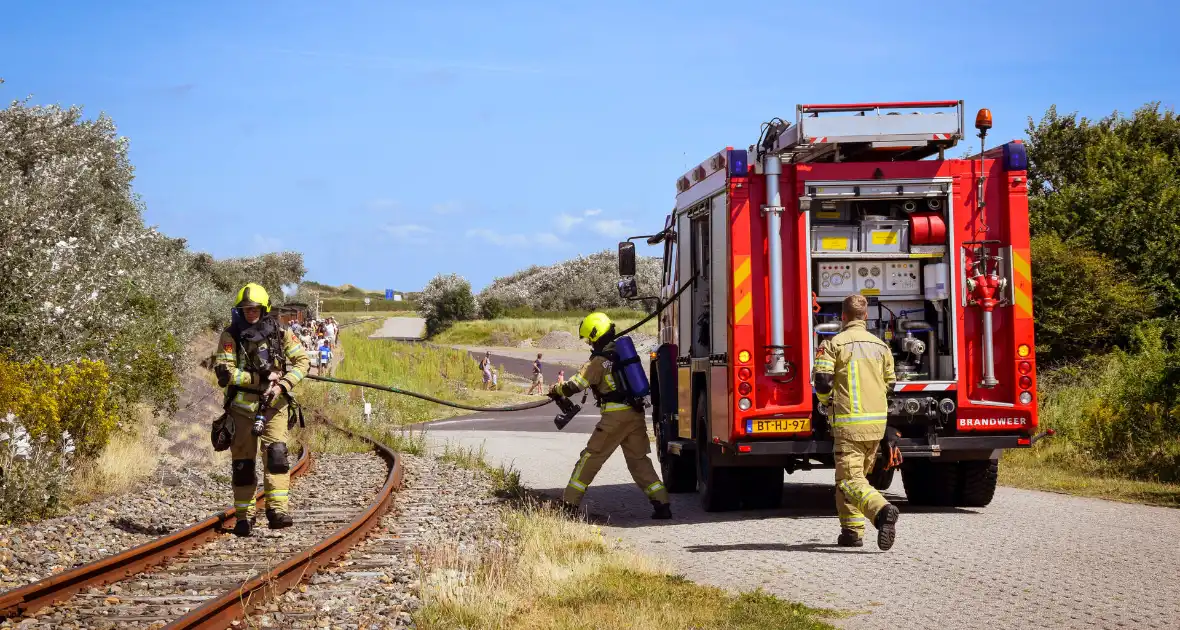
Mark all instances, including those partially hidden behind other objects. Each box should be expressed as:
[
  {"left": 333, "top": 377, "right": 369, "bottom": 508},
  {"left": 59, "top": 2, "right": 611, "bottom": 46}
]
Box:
[
  {"left": 431, "top": 201, "right": 463, "bottom": 215},
  {"left": 382, "top": 224, "right": 432, "bottom": 243},
  {"left": 583, "top": 208, "right": 603, "bottom": 216},
  {"left": 252, "top": 234, "right": 283, "bottom": 252},
  {"left": 467, "top": 228, "right": 567, "bottom": 249},
  {"left": 555, "top": 213, "right": 585, "bottom": 233},
  {"left": 591, "top": 219, "right": 633, "bottom": 239}
]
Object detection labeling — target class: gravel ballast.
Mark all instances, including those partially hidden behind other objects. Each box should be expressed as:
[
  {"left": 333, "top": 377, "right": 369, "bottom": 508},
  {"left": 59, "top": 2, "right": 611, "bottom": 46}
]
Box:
[
  {"left": 244, "top": 453, "right": 511, "bottom": 629},
  {"left": 1, "top": 452, "right": 389, "bottom": 629}
]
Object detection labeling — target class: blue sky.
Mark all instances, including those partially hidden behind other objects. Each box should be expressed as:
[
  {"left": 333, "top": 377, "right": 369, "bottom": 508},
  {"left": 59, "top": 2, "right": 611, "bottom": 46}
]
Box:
[{"left": 3, "top": 1, "right": 1175, "bottom": 292}]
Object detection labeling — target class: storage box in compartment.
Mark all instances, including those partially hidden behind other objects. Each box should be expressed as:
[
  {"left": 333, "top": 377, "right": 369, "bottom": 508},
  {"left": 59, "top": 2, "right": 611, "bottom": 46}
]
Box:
[
  {"left": 810, "top": 225, "right": 859, "bottom": 253},
  {"left": 860, "top": 220, "right": 909, "bottom": 253},
  {"left": 812, "top": 201, "right": 850, "bottom": 222}
]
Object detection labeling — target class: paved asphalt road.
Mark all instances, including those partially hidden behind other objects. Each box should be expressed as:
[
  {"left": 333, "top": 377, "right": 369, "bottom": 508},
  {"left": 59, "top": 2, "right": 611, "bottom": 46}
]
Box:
[
  {"left": 422, "top": 358, "right": 1180, "bottom": 629},
  {"left": 368, "top": 316, "right": 425, "bottom": 340}
]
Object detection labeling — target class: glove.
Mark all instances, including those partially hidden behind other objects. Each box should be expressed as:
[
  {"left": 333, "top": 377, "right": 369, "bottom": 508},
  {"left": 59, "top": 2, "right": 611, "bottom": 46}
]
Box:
[
  {"left": 214, "top": 364, "right": 231, "bottom": 388},
  {"left": 882, "top": 426, "right": 904, "bottom": 470},
  {"left": 548, "top": 383, "right": 563, "bottom": 398}
]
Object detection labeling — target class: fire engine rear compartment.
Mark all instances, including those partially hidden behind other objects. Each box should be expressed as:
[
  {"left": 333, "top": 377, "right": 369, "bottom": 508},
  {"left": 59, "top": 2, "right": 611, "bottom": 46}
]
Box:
[{"left": 804, "top": 179, "right": 959, "bottom": 396}]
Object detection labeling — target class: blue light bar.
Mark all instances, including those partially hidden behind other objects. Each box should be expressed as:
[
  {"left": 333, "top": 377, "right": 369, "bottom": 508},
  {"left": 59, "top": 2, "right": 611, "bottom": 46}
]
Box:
[
  {"left": 727, "top": 149, "right": 748, "bottom": 177},
  {"left": 1002, "top": 142, "right": 1028, "bottom": 171}
]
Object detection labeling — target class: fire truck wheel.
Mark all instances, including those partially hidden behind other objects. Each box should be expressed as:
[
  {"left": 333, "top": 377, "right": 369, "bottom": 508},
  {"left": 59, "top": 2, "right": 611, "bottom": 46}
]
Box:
[
  {"left": 867, "top": 467, "right": 895, "bottom": 492},
  {"left": 956, "top": 459, "right": 999, "bottom": 507},
  {"left": 901, "top": 459, "right": 963, "bottom": 506},
  {"left": 653, "top": 375, "right": 695, "bottom": 493},
  {"left": 737, "top": 467, "right": 783, "bottom": 509},
  {"left": 695, "top": 390, "right": 739, "bottom": 512},
  {"left": 900, "top": 460, "right": 931, "bottom": 505}
]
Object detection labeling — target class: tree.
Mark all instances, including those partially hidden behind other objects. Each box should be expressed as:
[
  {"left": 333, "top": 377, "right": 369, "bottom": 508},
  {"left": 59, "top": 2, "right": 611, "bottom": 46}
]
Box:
[
  {"left": 1026, "top": 103, "right": 1180, "bottom": 315},
  {"left": 419, "top": 273, "right": 476, "bottom": 337},
  {"left": 1030, "top": 234, "right": 1152, "bottom": 363}
]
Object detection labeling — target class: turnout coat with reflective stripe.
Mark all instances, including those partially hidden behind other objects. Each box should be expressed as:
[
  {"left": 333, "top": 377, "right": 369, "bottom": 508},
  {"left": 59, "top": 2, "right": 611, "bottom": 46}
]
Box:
[
  {"left": 215, "top": 328, "right": 310, "bottom": 414},
  {"left": 553, "top": 342, "right": 633, "bottom": 413},
  {"left": 813, "top": 320, "right": 896, "bottom": 442}
]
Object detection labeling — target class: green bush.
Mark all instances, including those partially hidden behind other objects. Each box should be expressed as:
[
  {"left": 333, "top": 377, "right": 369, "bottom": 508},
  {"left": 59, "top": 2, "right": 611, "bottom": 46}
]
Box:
[
  {"left": 478, "top": 296, "right": 506, "bottom": 320},
  {"left": 1030, "top": 234, "right": 1152, "bottom": 363},
  {"left": 1037, "top": 322, "right": 1180, "bottom": 482},
  {"left": 1027, "top": 103, "right": 1180, "bottom": 314},
  {"left": 420, "top": 273, "right": 477, "bottom": 337},
  {"left": 0, "top": 357, "right": 120, "bottom": 522}
]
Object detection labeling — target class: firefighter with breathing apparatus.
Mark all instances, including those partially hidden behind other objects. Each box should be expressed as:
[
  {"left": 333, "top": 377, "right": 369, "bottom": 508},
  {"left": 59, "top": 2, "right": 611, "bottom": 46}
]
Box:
[
  {"left": 813, "top": 294, "right": 901, "bottom": 550},
  {"left": 549, "top": 312, "right": 672, "bottom": 520},
  {"left": 210, "top": 283, "right": 310, "bottom": 536}
]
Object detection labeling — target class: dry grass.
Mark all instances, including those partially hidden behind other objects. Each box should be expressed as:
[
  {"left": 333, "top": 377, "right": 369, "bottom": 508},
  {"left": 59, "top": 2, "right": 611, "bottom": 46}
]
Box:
[
  {"left": 432, "top": 315, "right": 657, "bottom": 346},
  {"left": 415, "top": 443, "right": 835, "bottom": 630},
  {"left": 413, "top": 501, "right": 835, "bottom": 630},
  {"left": 72, "top": 407, "right": 161, "bottom": 502},
  {"left": 1002, "top": 444, "right": 1180, "bottom": 507}
]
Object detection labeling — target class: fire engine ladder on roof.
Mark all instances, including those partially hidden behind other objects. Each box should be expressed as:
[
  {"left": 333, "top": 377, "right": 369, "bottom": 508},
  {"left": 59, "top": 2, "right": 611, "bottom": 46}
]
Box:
[{"left": 764, "top": 100, "right": 965, "bottom": 163}]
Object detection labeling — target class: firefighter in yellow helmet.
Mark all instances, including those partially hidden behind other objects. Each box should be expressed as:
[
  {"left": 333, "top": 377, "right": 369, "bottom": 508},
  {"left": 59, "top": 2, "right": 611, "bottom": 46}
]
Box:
[
  {"left": 549, "top": 312, "right": 672, "bottom": 519},
  {"left": 212, "top": 283, "right": 310, "bottom": 536},
  {"left": 813, "top": 294, "right": 900, "bottom": 550}
]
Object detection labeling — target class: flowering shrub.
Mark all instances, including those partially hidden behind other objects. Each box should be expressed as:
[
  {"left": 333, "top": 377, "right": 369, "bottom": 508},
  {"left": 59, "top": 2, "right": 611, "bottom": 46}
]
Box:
[
  {"left": 0, "top": 97, "right": 306, "bottom": 520},
  {"left": 0, "top": 357, "right": 118, "bottom": 521},
  {"left": 419, "top": 273, "right": 477, "bottom": 336},
  {"left": 477, "top": 249, "right": 661, "bottom": 312}
]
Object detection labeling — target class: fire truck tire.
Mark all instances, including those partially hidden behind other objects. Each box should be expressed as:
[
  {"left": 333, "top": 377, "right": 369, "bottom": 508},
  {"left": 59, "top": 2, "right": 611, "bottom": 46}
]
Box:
[
  {"left": 695, "top": 391, "right": 739, "bottom": 512},
  {"left": 652, "top": 374, "right": 696, "bottom": 493},
  {"left": 900, "top": 460, "right": 933, "bottom": 505},
  {"left": 956, "top": 459, "right": 999, "bottom": 507},
  {"left": 737, "top": 467, "right": 783, "bottom": 509},
  {"left": 867, "top": 467, "right": 895, "bottom": 491}
]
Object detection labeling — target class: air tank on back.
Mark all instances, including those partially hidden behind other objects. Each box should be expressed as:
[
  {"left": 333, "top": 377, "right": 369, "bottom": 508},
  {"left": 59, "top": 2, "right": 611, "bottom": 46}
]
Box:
[{"left": 613, "top": 335, "right": 650, "bottom": 398}]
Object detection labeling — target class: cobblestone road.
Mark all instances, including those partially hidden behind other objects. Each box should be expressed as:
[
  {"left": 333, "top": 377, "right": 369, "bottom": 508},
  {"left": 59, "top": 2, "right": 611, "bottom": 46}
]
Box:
[{"left": 428, "top": 429, "right": 1180, "bottom": 630}]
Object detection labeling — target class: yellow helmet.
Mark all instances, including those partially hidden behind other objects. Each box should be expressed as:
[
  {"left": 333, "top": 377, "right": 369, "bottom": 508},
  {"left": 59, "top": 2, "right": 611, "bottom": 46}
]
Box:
[
  {"left": 234, "top": 283, "right": 271, "bottom": 312},
  {"left": 579, "top": 312, "right": 613, "bottom": 343}
]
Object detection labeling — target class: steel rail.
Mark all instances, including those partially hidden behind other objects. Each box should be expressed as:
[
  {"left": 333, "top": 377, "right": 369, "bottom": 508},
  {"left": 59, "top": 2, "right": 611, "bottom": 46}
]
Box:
[
  {"left": 163, "top": 414, "right": 403, "bottom": 629},
  {"left": 0, "top": 446, "right": 313, "bottom": 619}
]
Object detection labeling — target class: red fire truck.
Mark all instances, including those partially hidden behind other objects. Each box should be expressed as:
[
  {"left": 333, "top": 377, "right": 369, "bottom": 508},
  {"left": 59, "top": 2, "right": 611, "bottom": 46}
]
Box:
[{"left": 616, "top": 100, "right": 1048, "bottom": 512}]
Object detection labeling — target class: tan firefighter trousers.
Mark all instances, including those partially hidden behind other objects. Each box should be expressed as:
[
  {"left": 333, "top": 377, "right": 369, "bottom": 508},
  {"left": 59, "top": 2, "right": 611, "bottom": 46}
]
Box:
[
  {"left": 229, "top": 406, "right": 291, "bottom": 519},
  {"left": 834, "top": 438, "right": 889, "bottom": 537},
  {"left": 564, "top": 408, "right": 669, "bottom": 506}
]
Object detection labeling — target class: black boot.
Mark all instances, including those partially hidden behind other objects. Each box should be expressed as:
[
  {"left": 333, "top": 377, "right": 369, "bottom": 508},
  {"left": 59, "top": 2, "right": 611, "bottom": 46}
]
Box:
[
  {"left": 233, "top": 517, "right": 252, "bottom": 537},
  {"left": 266, "top": 508, "right": 294, "bottom": 530},
  {"left": 837, "top": 529, "right": 863, "bottom": 547},
  {"left": 650, "top": 500, "right": 672, "bottom": 520},
  {"left": 874, "top": 504, "right": 899, "bottom": 551}
]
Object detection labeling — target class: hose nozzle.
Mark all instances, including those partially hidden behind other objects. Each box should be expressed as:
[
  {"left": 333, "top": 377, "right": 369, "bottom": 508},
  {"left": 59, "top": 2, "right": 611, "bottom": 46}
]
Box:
[{"left": 551, "top": 395, "right": 581, "bottom": 431}]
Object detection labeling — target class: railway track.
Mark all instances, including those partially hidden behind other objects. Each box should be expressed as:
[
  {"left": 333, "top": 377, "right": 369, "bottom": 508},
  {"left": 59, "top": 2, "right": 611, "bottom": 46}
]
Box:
[{"left": 0, "top": 417, "right": 403, "bottom": 629}]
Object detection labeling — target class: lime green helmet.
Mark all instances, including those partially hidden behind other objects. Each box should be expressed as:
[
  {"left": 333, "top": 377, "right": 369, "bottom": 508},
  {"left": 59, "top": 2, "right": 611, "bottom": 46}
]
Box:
[
  {"left": 579, "top": 312, "right": 613, "bottom": 343},
  {"left": 234, "top": 283, "right": 271, "bottom": 312}
]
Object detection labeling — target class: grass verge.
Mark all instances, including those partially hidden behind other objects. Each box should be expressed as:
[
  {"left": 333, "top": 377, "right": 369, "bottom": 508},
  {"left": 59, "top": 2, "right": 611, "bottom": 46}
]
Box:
[
  {"left": 415, "top": 442, "right": 837, "bottom": 630},
  {"left": 303, "top": 319, "right": 532, "bottom": 428},
  {"left": 1002, "top": 444, "right": 1180, "bottom": 507},
  {"left": 432, "top": 315, "right": 657, "bottom": 346}
]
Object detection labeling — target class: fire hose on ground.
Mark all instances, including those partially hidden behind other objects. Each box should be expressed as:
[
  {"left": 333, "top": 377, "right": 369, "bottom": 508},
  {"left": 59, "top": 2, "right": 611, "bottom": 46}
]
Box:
[{"left": 303, "top": 275, "right": 698, "bottom": 428}]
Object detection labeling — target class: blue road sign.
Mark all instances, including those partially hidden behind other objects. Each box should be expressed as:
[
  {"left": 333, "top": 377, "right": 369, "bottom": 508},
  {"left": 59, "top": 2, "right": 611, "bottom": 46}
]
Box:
[{"left": 385, "top": 289, "right": 394, "bottom": 300}]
